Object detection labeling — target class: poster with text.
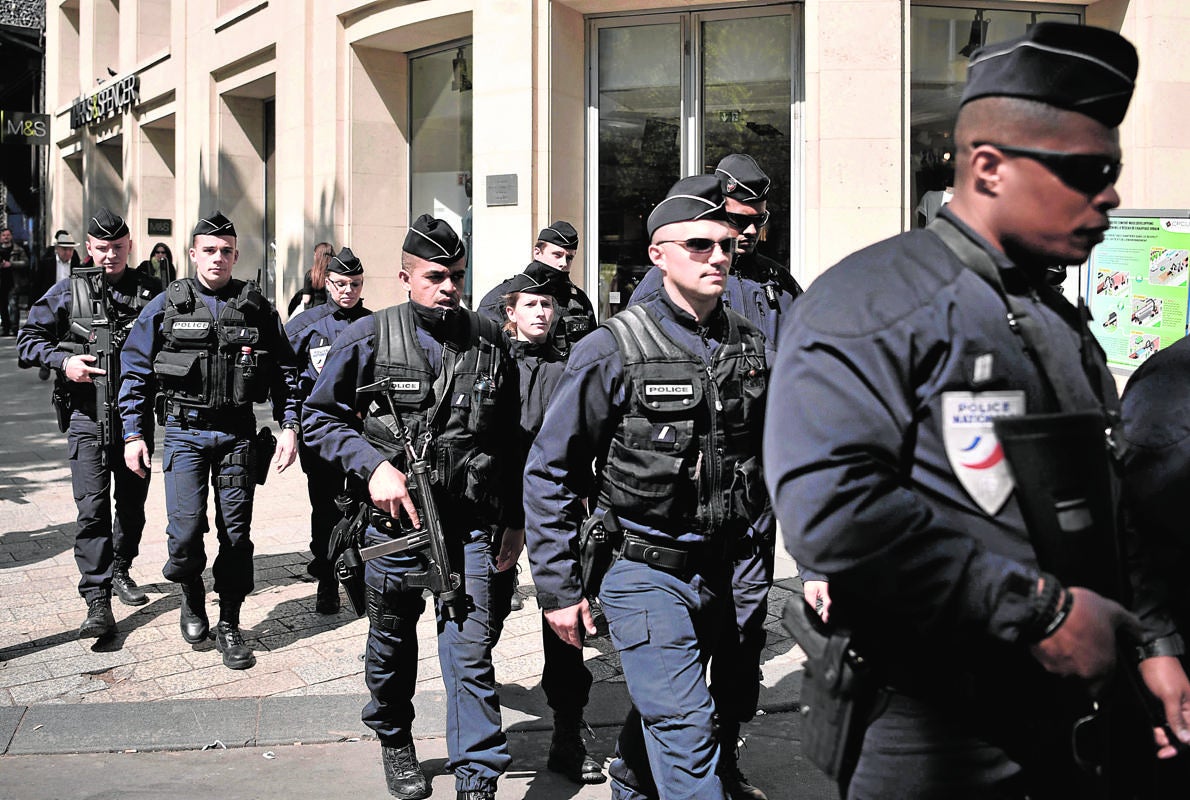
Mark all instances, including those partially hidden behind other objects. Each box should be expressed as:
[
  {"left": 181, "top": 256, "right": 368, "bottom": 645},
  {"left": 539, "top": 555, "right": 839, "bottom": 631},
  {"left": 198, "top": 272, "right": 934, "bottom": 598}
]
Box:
[{"left": 1087, "top": 211, "right": 1190, "bottom": 370}]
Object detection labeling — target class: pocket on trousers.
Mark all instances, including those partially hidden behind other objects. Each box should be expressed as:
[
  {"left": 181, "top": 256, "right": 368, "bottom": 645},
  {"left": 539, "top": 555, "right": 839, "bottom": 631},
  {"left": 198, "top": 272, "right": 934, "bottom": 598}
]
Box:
[
  {"left": 608, "top": 608, "right": 650, "bottom": 652},
  {"left": 162, "top": 446, "right": 177, "bottom": 474}
]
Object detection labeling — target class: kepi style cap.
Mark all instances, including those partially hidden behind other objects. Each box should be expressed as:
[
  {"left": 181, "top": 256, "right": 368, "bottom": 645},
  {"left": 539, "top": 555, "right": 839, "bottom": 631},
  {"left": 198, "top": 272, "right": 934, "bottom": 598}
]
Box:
[
  {"left": 537, "top": 221, "right": 579, "bottom": 250},
  {"left": 192, "top": 211, "right": 237, "bottom": 238},
  {"left": 646, "top": 175, "right": 729, "bottom": 238},
  {"left": 87, "top": 209, "right": 129, "bottom": 241},
  {"left": 403, "top": 214, "right": 465, "bottom": 264},
  {"left": 714, "top": 154, "right": 771, "bottom": 201},
  {"left": 328, "top": 246, "right": 364, "bottom": 276}
]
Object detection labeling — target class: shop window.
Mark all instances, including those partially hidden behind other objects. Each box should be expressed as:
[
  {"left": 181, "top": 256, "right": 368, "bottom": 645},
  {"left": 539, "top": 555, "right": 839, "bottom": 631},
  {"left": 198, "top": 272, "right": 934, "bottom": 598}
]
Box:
[{"left": 909, "top": 4, "right": 1080, "bottom": 228}]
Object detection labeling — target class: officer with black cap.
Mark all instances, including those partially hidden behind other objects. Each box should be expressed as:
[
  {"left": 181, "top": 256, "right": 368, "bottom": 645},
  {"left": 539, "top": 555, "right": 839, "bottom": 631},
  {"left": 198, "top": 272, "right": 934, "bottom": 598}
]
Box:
[
  {"left": 17, "top": 208, "right": 163, "bottom": 640},
  {"left": 477, "top": 220, "right": 597, "bottom": 356},
  {"left": 302, "top": 214, "right": 523, "bottom": 800},
  {"left": 765, "top": 23, "right": 1190, "bottom": 797},
  {"left": 118, "top": 211, "right": 301, "bottom": 670},
  {"left": 286, "top": 246, "right": 372, "bottom": 614},
  {"left": 631, "top": 154, "right": 802, "bottom": 349},
  {"left": 496, "top": 270, "right": 606, "bottom": 785},
  {"left": 525, "top": 175, "right": 769, "bottom": 799}
]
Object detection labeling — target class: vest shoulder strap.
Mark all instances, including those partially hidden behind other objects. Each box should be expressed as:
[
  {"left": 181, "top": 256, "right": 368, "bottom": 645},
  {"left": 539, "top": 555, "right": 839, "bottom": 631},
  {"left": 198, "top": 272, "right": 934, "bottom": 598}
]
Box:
[
  {"left": 603, "top": 305, "right": 685, "bottom": 366},
  {"left": 165, "top": 278, "right": 196, "bottom": 313},
  {"left": 375, "top": 303, "right": 423, "bottom": 372}
]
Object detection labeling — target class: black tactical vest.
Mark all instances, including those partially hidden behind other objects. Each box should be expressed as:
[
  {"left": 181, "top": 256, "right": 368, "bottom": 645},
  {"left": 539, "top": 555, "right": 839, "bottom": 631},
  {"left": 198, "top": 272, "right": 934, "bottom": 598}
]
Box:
[
  {"left": 152, "top": 278, "right": 272, "bottom": 411},
  {"left": 65, "top": 269, "right": 159, "bottom": 405},
  {"left": 362, "top": 303, "right": 508, "bottom": 523},
  {"left": 599, "top": 305, "right": 769, "bottom": 537},
  {"left": 555, "top": 286, "right": 595, "bottom": 352}
]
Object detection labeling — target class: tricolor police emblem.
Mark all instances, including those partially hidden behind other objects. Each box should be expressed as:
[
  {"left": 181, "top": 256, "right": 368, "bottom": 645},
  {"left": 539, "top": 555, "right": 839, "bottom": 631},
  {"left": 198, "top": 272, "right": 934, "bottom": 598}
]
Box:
[
  {"left": 942, "top": 390, "right": 1025, "bottom": 515},
  {"left": 310, "top": 344, "right": 331, "bottom": 373}
]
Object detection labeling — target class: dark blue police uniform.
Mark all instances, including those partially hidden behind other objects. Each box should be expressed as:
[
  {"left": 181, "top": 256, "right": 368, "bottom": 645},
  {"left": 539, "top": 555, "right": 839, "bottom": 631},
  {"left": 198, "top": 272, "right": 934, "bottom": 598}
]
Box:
[
  {"left": 119, "top": 278, "right": 300, "bottom": 600},
  {"left": 525, "top": 289, "right": 769, "bottom": 800},
  {"left": 286, "top": 300, "right": 371, "bottom": 582},
  {"left": 764, "top": 207, "right": 1132, "bottom": 797},
  {"left": 17, "top": 268, "right": 161, "bottom": 605},
  {"left": 302, "top": 304, "right": 521, "bottom": 797}
]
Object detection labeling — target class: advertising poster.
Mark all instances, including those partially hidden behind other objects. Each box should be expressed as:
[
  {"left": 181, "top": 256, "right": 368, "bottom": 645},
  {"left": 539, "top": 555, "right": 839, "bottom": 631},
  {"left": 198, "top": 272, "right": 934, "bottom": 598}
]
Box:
[{"left": 1086, "top": 210, "right": 1190, "bottom": 371}]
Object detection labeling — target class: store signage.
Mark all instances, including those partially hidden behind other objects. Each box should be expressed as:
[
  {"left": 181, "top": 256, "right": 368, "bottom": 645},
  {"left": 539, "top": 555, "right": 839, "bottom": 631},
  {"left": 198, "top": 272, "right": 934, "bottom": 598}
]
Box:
[
  {"left": 0, "top": 111, "right": 50, "bottom": 145},
  {"left": 70, "top": 75, "right": 140, "bottom": 130},
  {"left": 147, "top": 218, "right": 172, "bottom": 236},
  {"left": 1087, "top": 209, "right": 1190, "bottom": 370},
  {"left": 486, "top": 174, "right": 518, "bottom": 207}
]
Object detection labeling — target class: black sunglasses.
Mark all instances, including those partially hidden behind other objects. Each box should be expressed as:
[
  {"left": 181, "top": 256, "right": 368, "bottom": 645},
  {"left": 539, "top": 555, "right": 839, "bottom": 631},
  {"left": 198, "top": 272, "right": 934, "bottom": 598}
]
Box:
[
  {"left": 725, "top": 210, "right": 770, "bottom": 231},
  {"left": 655, "top": 237, "right": 738, "bottom": 255},
  {"left": 975, "top": 142, "right": 1122, "bottom": 196}
]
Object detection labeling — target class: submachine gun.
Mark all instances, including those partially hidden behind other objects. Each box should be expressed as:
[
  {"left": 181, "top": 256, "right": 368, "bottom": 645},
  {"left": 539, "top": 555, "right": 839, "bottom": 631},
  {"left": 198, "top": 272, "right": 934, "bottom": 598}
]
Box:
[
  {"left": 329, "top": 375, "right": 470, "bottom": 623},
  {"left": 55, "top": 265, "right": 128, "bottom": 467}
]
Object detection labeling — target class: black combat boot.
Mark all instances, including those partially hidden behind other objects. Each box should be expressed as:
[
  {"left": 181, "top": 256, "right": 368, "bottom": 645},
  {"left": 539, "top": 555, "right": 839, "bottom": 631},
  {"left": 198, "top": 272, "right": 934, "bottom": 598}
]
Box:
[
  {"left": 111, "top": 555, "right": 148, "bottom": 606},
  {"left": 719, "top": 742, "right": 767, "bottom": 800},
  {"left": 456, "top": 792, "right": 495, "bottom": 800},
  {"left": 178, "top": 578, "right": 209, "bottom": 644},
  {"left": 215, "top": 599, "right": 256, "bottom": 670},
  {"left": 547, "top": 714, "right": 606, "bottom": 784},
  {"left": 380, "top": 742, "right": 430, "bottom": 800},
  {"left": 79, "top": 594, "right": 116, "bottom": 640},
  {"left": 315, "top": 576, "right": 341, "bottom": 615}
]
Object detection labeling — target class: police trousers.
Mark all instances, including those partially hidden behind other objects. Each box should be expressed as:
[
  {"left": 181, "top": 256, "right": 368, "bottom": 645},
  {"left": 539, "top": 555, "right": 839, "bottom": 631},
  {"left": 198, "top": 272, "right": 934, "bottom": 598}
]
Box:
[
  {"left": 67, "top": 412, "right": 151, "bottom": 601},
  {"left": 601, "top": 556, "right": 731, "bottom": 800},
  {"left": 297, "top": 442, "right": 345, "bottom": 578},
  {"left": 161, "top": 422, "right": 256, "bottom": 600},
  {"left": 709, "top": 527, "right": 774, "bottom": 741},
  {"left": 361, "top": 525, "right": 514, "bottom": 794}
]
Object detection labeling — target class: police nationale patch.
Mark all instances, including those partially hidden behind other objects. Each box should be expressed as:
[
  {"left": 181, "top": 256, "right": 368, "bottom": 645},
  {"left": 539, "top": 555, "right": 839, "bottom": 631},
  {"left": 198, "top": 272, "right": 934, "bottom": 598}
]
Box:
[
  {"left": 172, "top": 321, "right": 209, "bottom": 331},
  {"left": 644, "top": 383, "right": 694, "bottom": 397},
  {"left": 391, "top": 381, "right": 421, "bottom": 392},
  {"left": 941, "top": 390, "right": 1025, "bottom": 515},
  {"left": 310, "top": 344, "right": 330, "bottom": 373}
]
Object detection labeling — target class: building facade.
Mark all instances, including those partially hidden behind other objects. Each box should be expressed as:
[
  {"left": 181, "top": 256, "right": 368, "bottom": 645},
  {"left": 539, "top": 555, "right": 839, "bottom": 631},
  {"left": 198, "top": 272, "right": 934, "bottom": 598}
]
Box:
[{"left": 44, "top": 0, "right": 1190, "bottom": 314}]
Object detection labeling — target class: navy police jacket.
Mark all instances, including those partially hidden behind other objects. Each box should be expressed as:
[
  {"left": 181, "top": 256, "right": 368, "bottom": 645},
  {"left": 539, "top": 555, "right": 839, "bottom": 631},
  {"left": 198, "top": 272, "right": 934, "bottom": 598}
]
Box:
[
  {"left": 524, "top": 290, "right": 766, "bottom": 611},
  {"left": 763, "top": 207, "right": 1124, "bottom": 687},
  {"left": 285, "top": 301, "right": 372, "bottom": 405}
]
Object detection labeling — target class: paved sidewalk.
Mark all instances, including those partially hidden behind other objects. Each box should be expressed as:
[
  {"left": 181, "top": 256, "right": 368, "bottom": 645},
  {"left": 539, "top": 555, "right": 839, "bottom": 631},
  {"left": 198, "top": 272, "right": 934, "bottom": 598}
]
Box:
[{"left": 0, "top": 336, "right": 829, "bottom": 798}]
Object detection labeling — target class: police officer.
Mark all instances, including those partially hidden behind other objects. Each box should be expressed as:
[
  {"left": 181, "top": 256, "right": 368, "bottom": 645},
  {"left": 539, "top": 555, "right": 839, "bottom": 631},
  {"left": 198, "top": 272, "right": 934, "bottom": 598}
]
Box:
[
  {"left": 17, "top": 209, "right": 162, "bottom": 639},
  {"left": 631, "top": 154, "right": 802, "bottom": 349},
  {"left": 764, "top": 24, "right": 1190, "bottom": 797},
  {"left": 477, "top": 221, "right": 597, "bottom": 355},
  {"left": 525, "top": 175, "right": 769, "bottom": 800},
  {"left": 119, "top": 211, "right": 301, "bottom": 670},
  {"left": 285, "top": 246, "right": 372, "bottom": 615},
  {"left": 1118, "top": 335, "right": 1190, "bottom": 794},
  {"left": 499, "top": 272, "right": 605, "bottom": 785},
  {"left": 302, "top": 215, "right": 522, "bottom": 800}
]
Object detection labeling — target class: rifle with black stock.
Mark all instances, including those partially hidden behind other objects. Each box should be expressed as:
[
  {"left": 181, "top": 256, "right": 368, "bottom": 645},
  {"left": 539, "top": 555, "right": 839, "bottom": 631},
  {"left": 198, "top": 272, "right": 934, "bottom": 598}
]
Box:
[{"left": 60, "top": 265, "right": 122, "bottom": 467}]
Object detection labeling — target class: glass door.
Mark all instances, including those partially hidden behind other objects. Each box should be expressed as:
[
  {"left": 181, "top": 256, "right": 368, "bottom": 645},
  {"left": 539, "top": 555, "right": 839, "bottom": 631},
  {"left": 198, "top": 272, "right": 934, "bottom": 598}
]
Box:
[{"left": 588, "top": 6, "right": 798, "bottom": 318}]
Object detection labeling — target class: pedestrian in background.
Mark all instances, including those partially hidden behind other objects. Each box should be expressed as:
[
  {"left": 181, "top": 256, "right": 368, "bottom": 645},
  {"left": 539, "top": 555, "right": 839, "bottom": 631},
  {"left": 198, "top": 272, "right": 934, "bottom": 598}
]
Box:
[
  {"left": 17, "top": 209, "right": 162, "bottom": 640},
  {"left": 288, "top": 240, "right": 334, "bottom": 317},
  {"left": 136, "top": 241, "right": 176, "bottom": 284},
  {"left": 119, "top": 211, "right": 301, "bottom": 671},
  {"left": 0, "top": 226, "right": 30, "bottom": 336}
]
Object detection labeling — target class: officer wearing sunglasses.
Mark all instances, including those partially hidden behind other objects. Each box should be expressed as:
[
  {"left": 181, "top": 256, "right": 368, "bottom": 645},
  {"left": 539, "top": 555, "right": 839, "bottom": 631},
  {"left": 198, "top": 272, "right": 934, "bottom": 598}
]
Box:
[{"left": 766, "top": 22, "right": 1190, "bottom": 798}]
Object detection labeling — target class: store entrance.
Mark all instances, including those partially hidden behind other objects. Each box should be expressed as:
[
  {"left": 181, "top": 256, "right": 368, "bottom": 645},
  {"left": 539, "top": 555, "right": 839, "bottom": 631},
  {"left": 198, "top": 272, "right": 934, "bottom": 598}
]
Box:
[{"left": 589, "top": 5, "right": 798, "bottom": 318}]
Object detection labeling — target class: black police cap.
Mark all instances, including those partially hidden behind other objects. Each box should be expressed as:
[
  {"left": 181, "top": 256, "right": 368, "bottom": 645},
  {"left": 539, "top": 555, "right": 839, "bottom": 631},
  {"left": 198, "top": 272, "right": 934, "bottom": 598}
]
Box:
[
  {"left": 87, "top": 208, "right": 129, "bottom": 241},
  {"left": 646, "top": 175, "right": 729, "bottom": 239},
  {"left": 403, "top": 214, "right": 465, "bottom": 263},
  {"left": 537, "top": 221, "right": 579, "bottom": 250},
  {"left": 328, "top": 246, "right": 364, "bottom": 276},
  {"left": 504, "top": 269, "right": 556, "bottom": 297},
  {"left": 960, "top": 22, "right": 1138, "bottom": 128},
  {"left": 715, "top": 154, "right": 771, "bottom": 201},
  {"left": 192, "top": 211, "right": 237, "bottom": 238}
]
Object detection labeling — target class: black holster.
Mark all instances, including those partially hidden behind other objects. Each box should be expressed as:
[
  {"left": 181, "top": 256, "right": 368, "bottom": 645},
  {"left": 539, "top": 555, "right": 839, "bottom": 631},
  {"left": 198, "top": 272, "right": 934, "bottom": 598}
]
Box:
[
  {"left": 253, "top": 426, "right": 277, "bottom": 485},
  {"left": 783, "top": 598, "right": 880, "bottom": 785},
  {"left": 330, "top": 497, "right": 369, "bottom": 617},
  {"left": 579, "top": 511, "right": 622, "bottom": 597},
  {"left": 51, "top": 377, "right": 71, "bottom": 433}
]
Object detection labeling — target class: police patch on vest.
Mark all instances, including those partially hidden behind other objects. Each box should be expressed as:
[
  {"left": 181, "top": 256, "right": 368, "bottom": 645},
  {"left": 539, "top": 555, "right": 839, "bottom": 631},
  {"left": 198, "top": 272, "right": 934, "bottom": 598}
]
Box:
[
  {"left": 310, "top": 344, "right": 330, "bottom": 373},
  {"left": 390, "top": 381, "right": 421, "bottom": 392},
  {"left": 172, "top": 321, "right": 210, "bottom": 331},
  {"left": 644, "top": 382, "right": 694, "bottom": 397},
  {"left": 942, "top": 391, "right": 1025, "bottom": 516}
]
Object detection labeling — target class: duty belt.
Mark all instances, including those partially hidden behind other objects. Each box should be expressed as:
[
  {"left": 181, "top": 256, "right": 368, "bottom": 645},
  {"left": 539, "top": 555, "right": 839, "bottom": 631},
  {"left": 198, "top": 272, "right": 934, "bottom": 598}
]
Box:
[
  {"left": 618, "top": 533, "right": 728, "bottom": 573},
  {"left": 168, "top": 403, "right": 253, "bottom": 431}
]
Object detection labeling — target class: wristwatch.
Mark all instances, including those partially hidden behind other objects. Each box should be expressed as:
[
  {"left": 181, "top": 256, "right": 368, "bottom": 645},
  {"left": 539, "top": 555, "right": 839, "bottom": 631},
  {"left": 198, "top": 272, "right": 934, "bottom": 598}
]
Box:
[
  {"left": 281, "top": 421, "right": 301, "bottom": 434},
  {"left": 1136, "top": 634, "right": 1185, "bottom": 663}
]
